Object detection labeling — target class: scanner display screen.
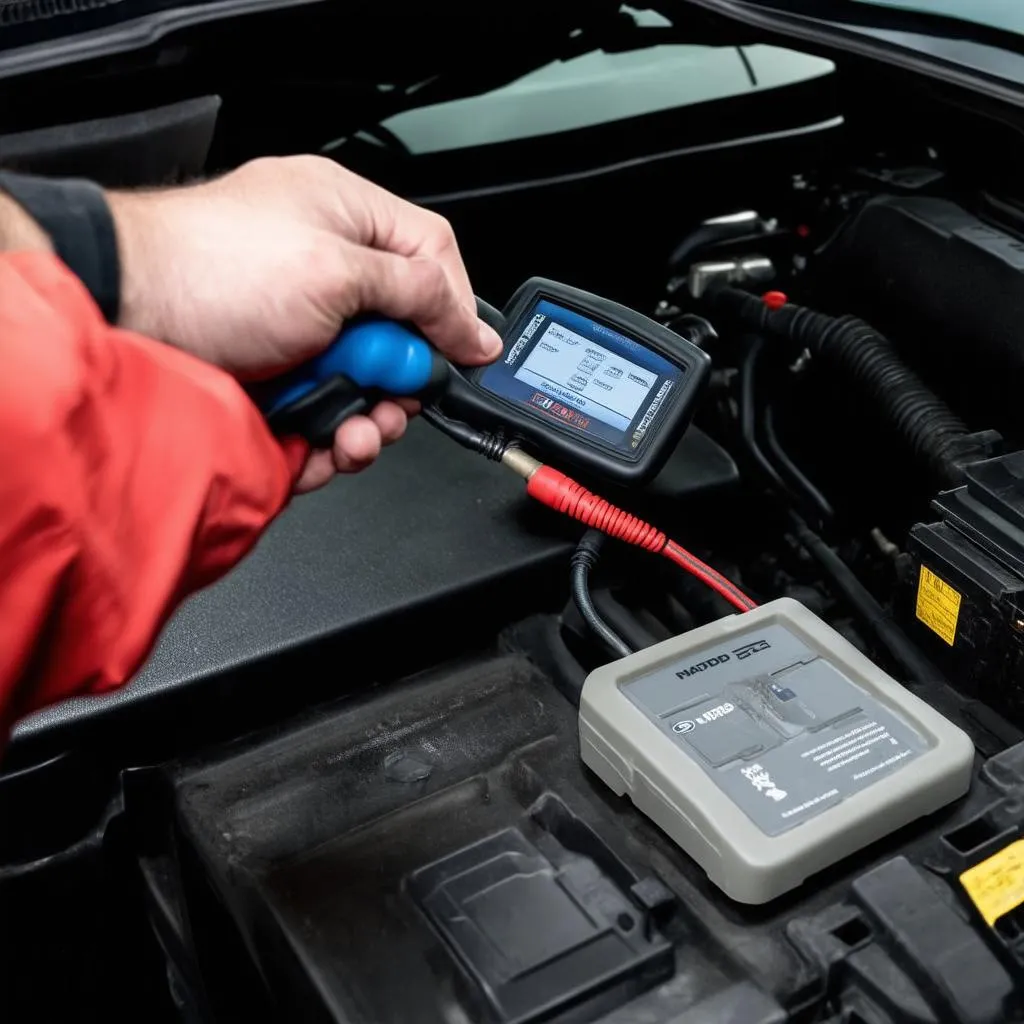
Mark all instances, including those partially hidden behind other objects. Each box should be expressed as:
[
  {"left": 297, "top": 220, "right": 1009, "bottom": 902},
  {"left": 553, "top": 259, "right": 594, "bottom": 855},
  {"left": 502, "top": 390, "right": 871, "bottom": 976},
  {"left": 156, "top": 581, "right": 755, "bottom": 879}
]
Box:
[{"left": 479, "top": 299, "right": 683, "bottom": 454}]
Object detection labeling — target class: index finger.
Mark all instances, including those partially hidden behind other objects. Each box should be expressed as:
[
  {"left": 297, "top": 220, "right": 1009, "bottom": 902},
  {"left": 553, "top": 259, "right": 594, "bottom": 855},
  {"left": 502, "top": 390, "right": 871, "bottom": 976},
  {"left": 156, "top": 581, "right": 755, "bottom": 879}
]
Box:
[
  {"left": 344, "top": 172, "right": 476, "bottom": 312},
  {"left": 343, "top": 243, "right": 501, "bottom": 365}
]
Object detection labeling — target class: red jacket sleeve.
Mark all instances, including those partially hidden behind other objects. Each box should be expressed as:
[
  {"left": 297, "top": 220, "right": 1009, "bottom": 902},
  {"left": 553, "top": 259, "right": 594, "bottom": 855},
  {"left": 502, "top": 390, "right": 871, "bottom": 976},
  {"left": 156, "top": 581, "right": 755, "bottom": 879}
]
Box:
[{"left": 0, "top": 252, "right": 306, "bottom": 734}]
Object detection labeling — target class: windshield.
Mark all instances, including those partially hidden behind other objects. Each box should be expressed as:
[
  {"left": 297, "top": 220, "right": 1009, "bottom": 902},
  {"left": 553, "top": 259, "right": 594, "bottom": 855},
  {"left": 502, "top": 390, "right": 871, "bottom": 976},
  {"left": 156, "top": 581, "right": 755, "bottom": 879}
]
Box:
[{"left": 368, "top": 8, "right": 834, "bottom": 156}]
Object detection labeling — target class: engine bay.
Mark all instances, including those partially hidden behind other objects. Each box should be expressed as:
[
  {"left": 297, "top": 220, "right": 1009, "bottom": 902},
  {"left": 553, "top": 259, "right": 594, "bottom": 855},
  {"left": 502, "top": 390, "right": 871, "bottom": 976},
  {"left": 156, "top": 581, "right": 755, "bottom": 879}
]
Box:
[{"left": 7, "top": 3, "right": 1024, "bottom": 1021}]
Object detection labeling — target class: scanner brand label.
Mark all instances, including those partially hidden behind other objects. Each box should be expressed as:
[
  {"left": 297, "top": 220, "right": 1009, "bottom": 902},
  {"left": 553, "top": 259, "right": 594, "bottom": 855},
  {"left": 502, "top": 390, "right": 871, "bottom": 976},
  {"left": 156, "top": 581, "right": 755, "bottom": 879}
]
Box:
[
  {"left": 630, "top": 380, "right": 673, "bottom": 449},
  {"left": 529, "top": 392, "right": 591, "bottom": 431},
  {"left": 734, "top": 639, "right": 771, "bottom": 661},
  {"left": 505, "top": 313, "right": 545, "bottom": 364},
  {"left": 675, "top": 638, "right": 772, "bottom": 679},
  {"left": 672, "top": 702, "right": 736, "bottom": 733},
  {"left": 675, "top": 654, "right": 730, "bottom": 678},
  {"left": 696, "top": 702, "right": 735, "bottom": 724}
]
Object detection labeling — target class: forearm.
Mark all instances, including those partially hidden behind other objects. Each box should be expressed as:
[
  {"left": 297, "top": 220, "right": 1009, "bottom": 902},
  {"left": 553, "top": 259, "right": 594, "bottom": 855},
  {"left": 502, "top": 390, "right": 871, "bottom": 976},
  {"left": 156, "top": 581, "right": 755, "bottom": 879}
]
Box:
[{"left": 105, "top": 187, "right": 176, "bottom": 343}]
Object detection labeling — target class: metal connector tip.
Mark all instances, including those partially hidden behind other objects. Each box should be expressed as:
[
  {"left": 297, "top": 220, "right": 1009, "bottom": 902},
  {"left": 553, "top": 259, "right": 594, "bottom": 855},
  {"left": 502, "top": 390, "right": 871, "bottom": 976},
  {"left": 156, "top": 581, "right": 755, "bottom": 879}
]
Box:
[{"left": 501, "top": 447, "right": 542, "bottom": 480}]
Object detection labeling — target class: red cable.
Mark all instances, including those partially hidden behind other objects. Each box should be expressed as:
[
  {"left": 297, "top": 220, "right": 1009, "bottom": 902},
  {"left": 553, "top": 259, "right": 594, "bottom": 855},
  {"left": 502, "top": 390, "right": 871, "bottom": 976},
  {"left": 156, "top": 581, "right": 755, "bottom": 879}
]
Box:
[
  {"left": 525, "top": 465, "right": 756, "bottom": 613},
  {"left": 527, "top": 465, "right": 667, "bottom": 551},
  {"left": 663, "top": 541, "right": 757, "bottom": 612}
]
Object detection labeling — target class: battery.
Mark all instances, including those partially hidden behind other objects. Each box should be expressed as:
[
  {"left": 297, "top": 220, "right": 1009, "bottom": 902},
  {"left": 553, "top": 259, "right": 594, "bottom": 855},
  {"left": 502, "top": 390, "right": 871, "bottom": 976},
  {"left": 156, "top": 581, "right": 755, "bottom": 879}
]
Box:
[
  {"left": 901, "top": 451, "right": 1024, "bottom": 724},
  {"left": 579, "top": 598, "right": 974, "bottom": 904}
]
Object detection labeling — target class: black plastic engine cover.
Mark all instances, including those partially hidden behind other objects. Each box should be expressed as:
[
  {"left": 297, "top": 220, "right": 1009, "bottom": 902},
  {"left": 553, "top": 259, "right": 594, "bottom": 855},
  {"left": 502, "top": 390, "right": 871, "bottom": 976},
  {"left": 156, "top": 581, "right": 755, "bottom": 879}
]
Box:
[
  {"left": 150, "top": 655, "right": 787, "bottom": 1024},
  {"left": 5, "top": 421, "right": 737, "bottom": 769},
  {"left": 134, "top": 651, "right": 1024, "bottom": 1024}
]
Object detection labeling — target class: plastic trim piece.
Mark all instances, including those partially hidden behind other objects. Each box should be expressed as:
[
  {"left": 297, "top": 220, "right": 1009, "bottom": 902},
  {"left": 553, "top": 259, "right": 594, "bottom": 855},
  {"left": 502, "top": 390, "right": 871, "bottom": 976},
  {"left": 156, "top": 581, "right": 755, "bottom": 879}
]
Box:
[{"left": 0, "top": 0, "right": 325, "bottom": 82}]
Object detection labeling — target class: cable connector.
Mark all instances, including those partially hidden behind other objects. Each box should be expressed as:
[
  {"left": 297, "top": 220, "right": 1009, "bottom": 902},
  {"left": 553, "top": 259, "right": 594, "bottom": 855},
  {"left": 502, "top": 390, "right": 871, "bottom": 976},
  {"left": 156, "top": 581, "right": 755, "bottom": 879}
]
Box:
[
  {"left": 569, "top": 529, "right": 605, "bottom": 573},
  {"left": 422, "top": 406, "right": 508, "bottom": 461},
  {"left": 501, "top": 447, "right": 543, "bottom": 480}
]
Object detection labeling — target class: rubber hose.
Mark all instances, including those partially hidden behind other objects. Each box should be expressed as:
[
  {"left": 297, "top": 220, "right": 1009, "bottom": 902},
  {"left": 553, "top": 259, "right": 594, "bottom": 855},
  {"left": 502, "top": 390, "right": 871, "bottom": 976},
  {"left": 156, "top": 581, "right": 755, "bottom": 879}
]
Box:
[{"left": 712, "top": 288, "right": 971, "bottom": 488}]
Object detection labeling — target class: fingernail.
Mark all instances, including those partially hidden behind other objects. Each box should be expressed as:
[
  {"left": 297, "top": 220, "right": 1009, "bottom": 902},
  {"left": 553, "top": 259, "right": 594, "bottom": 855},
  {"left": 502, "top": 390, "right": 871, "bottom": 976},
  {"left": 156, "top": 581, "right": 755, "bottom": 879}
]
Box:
[{"left": 478, "top": 320, "right": 503, "bottom": 359}]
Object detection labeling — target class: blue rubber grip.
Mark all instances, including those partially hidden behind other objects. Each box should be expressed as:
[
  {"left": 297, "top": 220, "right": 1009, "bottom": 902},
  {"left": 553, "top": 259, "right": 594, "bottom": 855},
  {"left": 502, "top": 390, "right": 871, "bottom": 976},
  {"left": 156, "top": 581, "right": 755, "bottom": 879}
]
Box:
[{"left": 261, "top": 317, "right": 439, "bottom": 417}]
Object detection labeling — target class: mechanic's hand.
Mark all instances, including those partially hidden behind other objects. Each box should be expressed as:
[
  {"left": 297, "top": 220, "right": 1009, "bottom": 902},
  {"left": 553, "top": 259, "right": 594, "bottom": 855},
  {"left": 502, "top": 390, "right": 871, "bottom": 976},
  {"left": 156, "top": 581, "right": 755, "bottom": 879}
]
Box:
[{"left": 107, "top": 156, "right": 502, "bottom": 491}]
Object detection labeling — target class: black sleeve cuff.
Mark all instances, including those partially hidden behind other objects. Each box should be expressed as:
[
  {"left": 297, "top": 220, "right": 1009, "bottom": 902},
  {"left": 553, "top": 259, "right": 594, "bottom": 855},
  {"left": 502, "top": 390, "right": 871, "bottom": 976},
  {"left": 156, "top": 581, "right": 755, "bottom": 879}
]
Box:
[{"left": 0, "top": 170, "right": 121, "bottom": 324}]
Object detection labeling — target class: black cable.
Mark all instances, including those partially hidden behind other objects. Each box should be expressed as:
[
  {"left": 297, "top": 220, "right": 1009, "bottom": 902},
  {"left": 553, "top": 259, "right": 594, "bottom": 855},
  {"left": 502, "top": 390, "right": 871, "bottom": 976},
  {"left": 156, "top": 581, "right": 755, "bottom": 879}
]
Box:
[
  {"left": 590, "top": 589, "right": 665, "bottom": 652},
  {"left": 737, "top": 334, "right": 834, "bottom": 529},
  {"left": 421, "top": 405, "right": 484, "bottom": 448},
  {"left": 570, "top": 531, "right": 633, "bottom": 660},
  {"left": 421, "top": 405, "right": 506, "bottom": 460},
  {"left": 762, "top": 402, "right": 835, "bottom": 524},
  {"left": 738, "top": 336, "right": 798, "bottom": 501}
]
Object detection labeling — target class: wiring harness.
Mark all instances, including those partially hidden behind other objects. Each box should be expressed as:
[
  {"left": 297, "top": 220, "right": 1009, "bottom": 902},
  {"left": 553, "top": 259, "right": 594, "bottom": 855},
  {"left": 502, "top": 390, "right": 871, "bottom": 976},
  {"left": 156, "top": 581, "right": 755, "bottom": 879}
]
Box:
[{"left": 424, "top": 405, "right": 756, "bottom": 620}]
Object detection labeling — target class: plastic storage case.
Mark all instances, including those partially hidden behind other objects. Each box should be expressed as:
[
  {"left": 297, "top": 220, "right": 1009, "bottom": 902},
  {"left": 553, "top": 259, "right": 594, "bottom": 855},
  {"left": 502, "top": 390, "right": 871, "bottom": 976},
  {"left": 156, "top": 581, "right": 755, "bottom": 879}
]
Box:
[{"left": 580, "top": 599, "right": 975, "bottom": 903}]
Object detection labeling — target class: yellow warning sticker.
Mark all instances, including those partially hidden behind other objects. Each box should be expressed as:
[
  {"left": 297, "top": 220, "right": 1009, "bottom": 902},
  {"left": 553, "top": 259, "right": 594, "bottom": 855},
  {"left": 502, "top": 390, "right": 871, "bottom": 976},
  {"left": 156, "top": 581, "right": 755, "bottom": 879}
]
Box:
[
  {"left": 961, "top": 839, "right": 1024, "bottom": 927},
  {"left": 916, "top": 565, "right": 962, "bottom": 646}
]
